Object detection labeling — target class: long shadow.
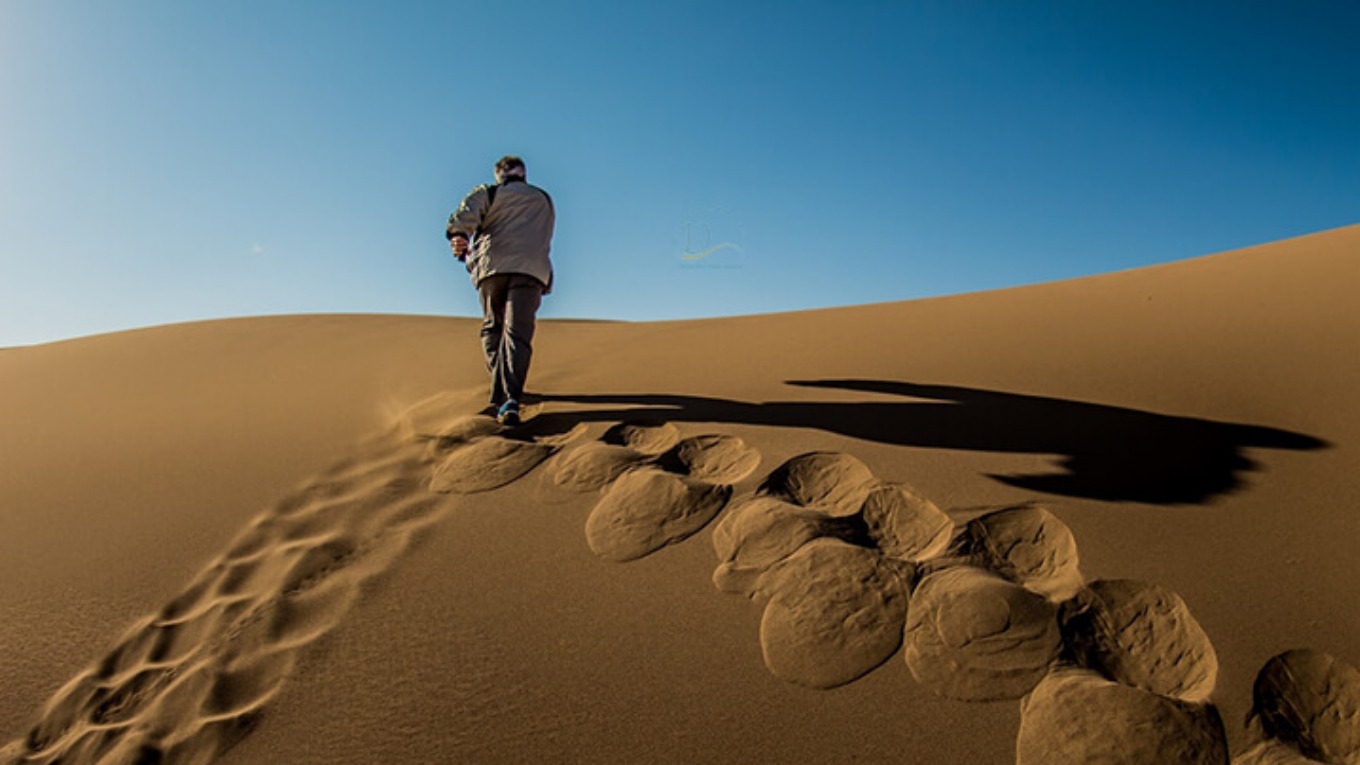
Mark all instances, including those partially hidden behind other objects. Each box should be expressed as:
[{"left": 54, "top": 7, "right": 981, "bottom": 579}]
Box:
[{"left": 525, "top": 380, "right": 1329, "bottom": 505}]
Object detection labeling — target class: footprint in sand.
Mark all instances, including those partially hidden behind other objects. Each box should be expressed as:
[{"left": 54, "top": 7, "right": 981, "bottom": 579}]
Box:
[
  {"left": 712, "top": 452, "right": 952, "bottom": 689},
  {"left": 860, "top": 483, "right": 956, "bottom": 562},
  {"left": 414, "top": 406, "right": 1342, "bottom": 765},
  {"left": 411, "top": 406, "right": 1329, "bottom": 765},
  {"left": 546, "top": 421, "right": 761, "bottom": 563},
  {"left": 710, "top": 495, "right": 861, "bottom": 596},
  {"left": 902, "top": 504, "right": 1083, "bottom": 701},
  {"left": 4, "top": 407, "right": 455, "bottom": 765},
  {"left": 551, "top": 441, "right": 652, "bottom": 493},
  {"left": 947, "top": 504, "right": 1084, "bottom": 601},
  {"left": 585, "top": 468, "right": 733, "bottom": 562},
  {"left": 431, "top": 435, "right": 557, "bottom": 493},
  {"left": 759, "top": 450, "right": 879, "bottom": 516},
  {"left": 1058, "top": 579, "right": 1219, "bottom": 703},
  {"left": 904, "top": 565, "right": 1062, "bottom": 702},
  {"left": 712, "top": 452, "right": 952, "bottom": 597},
  {"left": 1235, "top": 649, "right": 1360, "bottom": 765},
  {"left": 1016, "top": 665, "right": 1230, "bottom": 765},
  {"left": 601, "top": 419, "right": 680, "bottom": 456},
  {"left": 1006, "top": 545, "right": 1230, "bottom": 763},
  {"left": 754, "top": 538, "right": 914, "bottom": 689},
  {"left": 423, "top": 407, "right": 586, "bottom": 495}
]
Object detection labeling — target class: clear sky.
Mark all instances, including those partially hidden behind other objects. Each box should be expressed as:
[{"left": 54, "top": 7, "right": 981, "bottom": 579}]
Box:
[{"left": 2, "top": 1, "right": 1357, "bottom": 347}]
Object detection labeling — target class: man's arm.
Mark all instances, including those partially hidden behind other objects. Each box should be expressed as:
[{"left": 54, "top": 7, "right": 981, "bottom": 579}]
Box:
[
  {"left": 449, "top": 232, "right": 469, "bottom": 259},
  {"left": 446, "top": 185, "right": 491, "bottom": 258}
]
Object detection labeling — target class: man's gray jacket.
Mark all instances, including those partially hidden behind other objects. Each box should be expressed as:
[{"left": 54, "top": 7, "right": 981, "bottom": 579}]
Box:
[{"left": 446, "top": 179, "right": 555, "bottom": 293}]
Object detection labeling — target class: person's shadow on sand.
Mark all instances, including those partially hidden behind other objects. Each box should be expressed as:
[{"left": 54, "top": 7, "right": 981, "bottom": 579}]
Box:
[{"left": 528, "top": 380, "right": 1329, "bottom": 506}]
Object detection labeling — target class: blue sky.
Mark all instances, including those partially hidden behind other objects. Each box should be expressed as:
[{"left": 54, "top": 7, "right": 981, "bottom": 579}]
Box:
[{"left": 1, "top": 1, "right": 1357, "bottom": 346}]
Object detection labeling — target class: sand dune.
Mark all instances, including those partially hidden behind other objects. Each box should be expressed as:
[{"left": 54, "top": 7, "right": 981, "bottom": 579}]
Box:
[{"left": 2, "top": 224, "right": 1358, "bottom": 763}]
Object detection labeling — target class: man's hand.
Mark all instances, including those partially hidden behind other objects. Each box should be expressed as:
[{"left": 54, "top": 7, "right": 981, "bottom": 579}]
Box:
[{"left": 450, "top": 234, "right": 469, "bottom": 259}]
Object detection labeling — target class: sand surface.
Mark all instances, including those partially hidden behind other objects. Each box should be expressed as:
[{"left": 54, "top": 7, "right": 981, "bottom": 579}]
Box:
[{"left": 2, "top": 224, "right": 1358, "bottom": 763}]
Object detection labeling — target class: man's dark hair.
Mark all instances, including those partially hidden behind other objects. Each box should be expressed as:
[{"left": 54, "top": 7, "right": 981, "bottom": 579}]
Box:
[{"left": 495, "top": 155, "right": 526, "bottom": 178}]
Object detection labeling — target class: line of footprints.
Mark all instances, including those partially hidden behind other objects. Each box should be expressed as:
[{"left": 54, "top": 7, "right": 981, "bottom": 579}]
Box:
[
  {"left": 419, "top": 408, "right": 1360, "bottom": 765},
  {"left": 2, "top": 430, "right": 452, "bottom": 765},
  {"left": 5, "top": 396, "right": 1358, "bottom": 765}
]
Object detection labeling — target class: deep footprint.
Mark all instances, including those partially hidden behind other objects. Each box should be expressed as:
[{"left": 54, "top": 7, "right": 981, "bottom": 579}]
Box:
[
  {"left": 754, "top": 538, "right": 913, "bottom": 689},
  {"left": 663, "top": 434, "right": 761, "bottom": 484},
  {"left": 551, "top": 441, "right": 650, "bottom": 493},
  {"left": 1241, "top": 649, "right": 1360, "bottom": 765},
  {"left": 601, "top": 420, "right": 681, "bottom": 456},
  {"left": 859, "top": 482, "right": 953, "bottom": 561},
  {"left": 712, "top": 455, "right": 950, "bottom": 596},
  {"left": 585, "top": 468, "right": 731, "bottom": 562},
  {"left": 1016, "top": 665, "right": 1229, "bottom": 765},
  {"left": 948, "top": 504, "right": 1083, "bottom": 601},
  {"left": 759, "top": 451, "right": 878, "bottom": 516},
  {"left": 711, "top": 496, "right": 859, "bottom": 596},
  {"left": 430, "top": 435, "right": 556, "bottom": 493},
  {"left": 904, "top": 565, "right": 1061, "bottom": 701},
  {"left": 1058, "top": 579, "right": 1218, "bottom": 703}
]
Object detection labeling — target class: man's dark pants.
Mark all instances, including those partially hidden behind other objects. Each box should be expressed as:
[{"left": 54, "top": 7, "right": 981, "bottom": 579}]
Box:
[{"left": 477, "top": 273, "right": 544, "bottom": 406}]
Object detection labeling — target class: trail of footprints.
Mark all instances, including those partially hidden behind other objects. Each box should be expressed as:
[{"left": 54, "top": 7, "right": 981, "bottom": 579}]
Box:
[
  {"left": 528, "top": 418, "right": 1354, "bottom": 765},
  {"left": 2, "top": 429, "right": 449, "bottom": 765},
  {"left": 7, "top": 398, "right": 1359, "bottom": 765}
]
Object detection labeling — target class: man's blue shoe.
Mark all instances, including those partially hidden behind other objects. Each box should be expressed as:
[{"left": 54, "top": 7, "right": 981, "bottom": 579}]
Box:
[{"left": 497, "top": 399, "right": 520, "bottom": 426}]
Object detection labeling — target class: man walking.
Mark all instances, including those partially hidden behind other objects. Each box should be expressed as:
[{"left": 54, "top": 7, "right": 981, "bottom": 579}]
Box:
[{"left": 446, "top": 155, "right": 555, "bottom": 425}]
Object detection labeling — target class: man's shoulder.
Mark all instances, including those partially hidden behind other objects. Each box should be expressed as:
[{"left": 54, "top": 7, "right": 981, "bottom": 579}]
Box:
[
  {"left": 460, "top": 183, "right": 494, "bottom": 205},
  {"left": 500, "top": 181, "right": 552, "bottom": 207},
  {"left": 523, "top": 183, "right": 553, "bottom": 207}
]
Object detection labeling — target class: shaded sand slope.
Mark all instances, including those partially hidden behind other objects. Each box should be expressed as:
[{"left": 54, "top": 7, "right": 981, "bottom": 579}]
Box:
[{"left": 2, "top": 224, "right": 1357, "bottom": 763}]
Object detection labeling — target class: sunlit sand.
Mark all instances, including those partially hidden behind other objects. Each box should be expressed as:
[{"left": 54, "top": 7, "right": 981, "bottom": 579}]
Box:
[{"left": 3, "top": 224, "right": 1358, "bottom": 763}]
